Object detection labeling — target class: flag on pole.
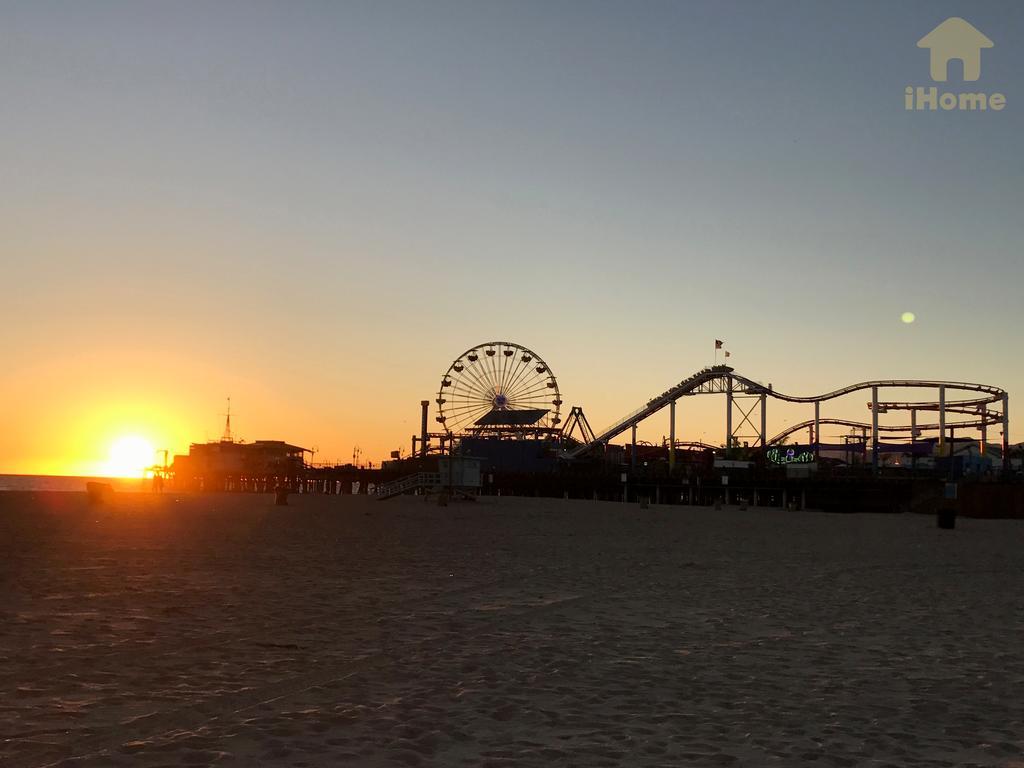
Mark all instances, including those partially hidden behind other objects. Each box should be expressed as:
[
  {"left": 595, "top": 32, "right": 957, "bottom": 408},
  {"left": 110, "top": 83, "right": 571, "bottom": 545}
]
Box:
[{"left": 715, "top": 340, "right": 723, "bottom": 349}]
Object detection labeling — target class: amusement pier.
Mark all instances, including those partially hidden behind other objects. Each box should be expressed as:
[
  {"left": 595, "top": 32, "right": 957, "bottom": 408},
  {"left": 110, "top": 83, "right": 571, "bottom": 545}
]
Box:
[{"left": 165, "top": 341, "right": 1020, "bottom": 517}]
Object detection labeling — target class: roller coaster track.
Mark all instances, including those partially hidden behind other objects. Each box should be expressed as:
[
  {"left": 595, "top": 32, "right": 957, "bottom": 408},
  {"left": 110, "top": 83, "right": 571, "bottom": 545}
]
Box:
[
  {"left": 564, "top": 366, "right": 1007, "bottom": 458},
  {"left": 767, "top": 418, "right": 993, "bottom": 447}
]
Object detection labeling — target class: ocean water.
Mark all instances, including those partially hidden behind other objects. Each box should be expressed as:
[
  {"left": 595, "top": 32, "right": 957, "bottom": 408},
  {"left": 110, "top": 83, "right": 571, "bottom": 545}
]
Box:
[{"left": 0, "top": 475, "right": 148, "bottom": 493}]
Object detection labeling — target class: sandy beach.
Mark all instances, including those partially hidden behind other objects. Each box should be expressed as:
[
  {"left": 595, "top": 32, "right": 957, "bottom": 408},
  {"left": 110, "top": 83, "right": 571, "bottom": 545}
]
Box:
[{"left": 1, "top": 491, "right": 1023, "bottom": 767}]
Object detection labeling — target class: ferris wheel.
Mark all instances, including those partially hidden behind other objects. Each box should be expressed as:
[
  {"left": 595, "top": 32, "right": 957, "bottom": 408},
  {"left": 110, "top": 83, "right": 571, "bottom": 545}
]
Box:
[{"left": 436, "top": 341, "right": 562, "bottom": 434}]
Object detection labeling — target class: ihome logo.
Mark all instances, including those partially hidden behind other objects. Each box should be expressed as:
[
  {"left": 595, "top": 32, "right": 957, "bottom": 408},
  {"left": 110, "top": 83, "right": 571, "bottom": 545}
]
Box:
[
  {"left": 905, "top": 17, "right": 1006, "bottom": 111},
  {"left": 917, "top": 17, "right": 992, "bottom": 81}
]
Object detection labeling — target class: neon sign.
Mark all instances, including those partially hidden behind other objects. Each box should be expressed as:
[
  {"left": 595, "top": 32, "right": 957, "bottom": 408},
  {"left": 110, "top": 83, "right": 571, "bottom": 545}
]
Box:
[{"left": 766, "top": 447, "right": 814, "bottom": 465}]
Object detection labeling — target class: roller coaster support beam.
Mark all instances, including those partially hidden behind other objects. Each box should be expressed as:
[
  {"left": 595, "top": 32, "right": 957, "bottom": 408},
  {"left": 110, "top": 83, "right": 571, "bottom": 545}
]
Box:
[
  {"left": 939, "top": 386, "right": 946, "bottom": 449},
  {"left": 814, "top": 401, "right": 820, "bottom": 459},
  {"left": 669, "top": 400, "right": 676, "bottom": 471},
  {"left": 1003, "top": 394, "right": 1010, "bottom": 472},
  {"left": 760, "top": 393, "right": 767, "bottom": 448},
  {"left": 631, "top": 424, "right": 637, "bottom": 470},
  {"left": 911, "top": 409, "right": 917, "bottom": 471},
  {"left": 726, "top": 376, "right": 733, "bottom": 455},
  {"left": 871, "top": 386, "right": 879, "bottom": 473},
  {"left": 980, "top": 402, "right": 987, "bottom": 454}
]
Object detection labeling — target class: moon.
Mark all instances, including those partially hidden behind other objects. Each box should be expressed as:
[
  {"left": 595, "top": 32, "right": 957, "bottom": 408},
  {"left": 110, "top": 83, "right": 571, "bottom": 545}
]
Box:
[{"left": 901, "top": 312, "right": 916, "bottom": 324}]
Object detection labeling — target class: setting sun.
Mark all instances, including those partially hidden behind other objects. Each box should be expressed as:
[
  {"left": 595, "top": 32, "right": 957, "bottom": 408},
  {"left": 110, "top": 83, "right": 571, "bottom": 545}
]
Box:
[{"left": 102, "top": 436, "right": 156, "bottom": 478}]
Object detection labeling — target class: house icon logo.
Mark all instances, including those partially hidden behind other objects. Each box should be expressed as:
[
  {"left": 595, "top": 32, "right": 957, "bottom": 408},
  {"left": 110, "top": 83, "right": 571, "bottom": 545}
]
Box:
[
  {"left": 917, "top": 17, "right": 993, "bottom": 82},
  {"left": 905, "top": 17, "right": 1006, "bottom": 112}
]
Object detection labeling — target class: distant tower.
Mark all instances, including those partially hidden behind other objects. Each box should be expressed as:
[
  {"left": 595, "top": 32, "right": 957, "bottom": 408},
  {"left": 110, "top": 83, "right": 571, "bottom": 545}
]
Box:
[{"left": 221, "top": 397, "right": 233, "bottom": 442}]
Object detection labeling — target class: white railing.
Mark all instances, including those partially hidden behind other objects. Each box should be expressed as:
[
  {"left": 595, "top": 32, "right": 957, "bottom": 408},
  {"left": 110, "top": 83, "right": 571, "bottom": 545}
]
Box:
[{"left": 374, "top": 472, "right": 441, "bottom": 500}]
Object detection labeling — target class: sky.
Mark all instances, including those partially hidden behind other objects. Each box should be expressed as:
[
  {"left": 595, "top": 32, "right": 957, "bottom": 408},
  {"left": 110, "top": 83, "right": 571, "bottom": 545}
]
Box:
[{"left": 1, "top": 0, "right": 1022, "bottom": 474}]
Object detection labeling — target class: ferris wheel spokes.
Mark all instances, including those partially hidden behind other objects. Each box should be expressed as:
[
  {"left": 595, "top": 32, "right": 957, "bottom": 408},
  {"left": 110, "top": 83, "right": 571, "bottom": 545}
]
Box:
[{"left": 436, "top": 341, "right": 561, "bottom": 434}]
